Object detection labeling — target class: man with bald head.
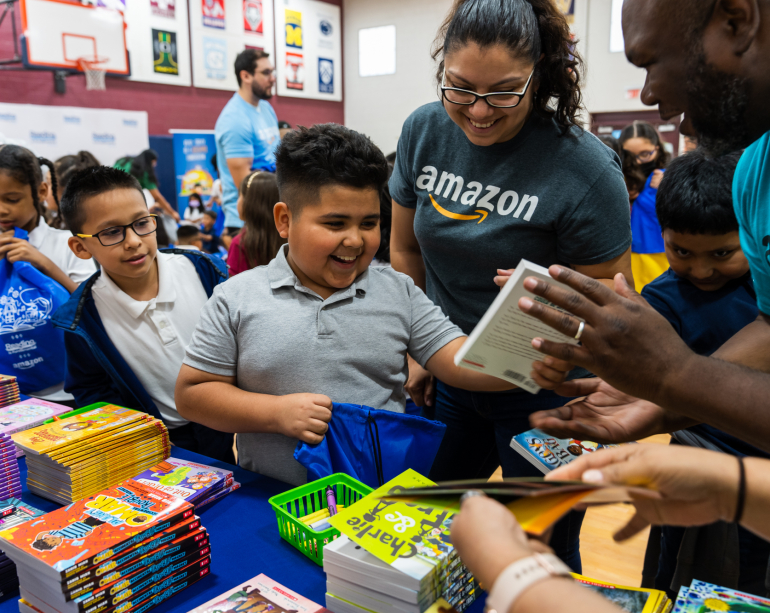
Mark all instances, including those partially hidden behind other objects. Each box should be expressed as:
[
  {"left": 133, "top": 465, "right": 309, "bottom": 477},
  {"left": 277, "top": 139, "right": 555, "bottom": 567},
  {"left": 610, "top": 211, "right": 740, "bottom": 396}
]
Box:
[{"left": 514, "top": 0, "right": 770, "bottom": 452}]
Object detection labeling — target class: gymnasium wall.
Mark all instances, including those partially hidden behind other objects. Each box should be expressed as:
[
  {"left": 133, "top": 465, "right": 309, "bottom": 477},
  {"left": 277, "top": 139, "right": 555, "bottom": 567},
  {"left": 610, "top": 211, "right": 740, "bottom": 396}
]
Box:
[{"left": 0, "top": 0, "right": 344, "bottom": 135}]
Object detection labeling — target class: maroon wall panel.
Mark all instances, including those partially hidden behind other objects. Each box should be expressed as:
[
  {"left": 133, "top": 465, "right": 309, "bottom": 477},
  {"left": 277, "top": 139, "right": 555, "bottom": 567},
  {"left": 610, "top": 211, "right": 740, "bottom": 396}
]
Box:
[{"left": 0, "top": 0, "right": 343, "bottom": 134}]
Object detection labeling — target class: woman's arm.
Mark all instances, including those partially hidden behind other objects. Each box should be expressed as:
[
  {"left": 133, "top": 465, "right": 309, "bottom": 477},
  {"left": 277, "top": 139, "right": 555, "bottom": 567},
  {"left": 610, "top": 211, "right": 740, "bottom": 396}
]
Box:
[
  {"left": 390, "top": 201, "right": 426, "bottom": 291},
  {"left": 573, "top": 247, "right": 634, "bottom": 291},
  {"left": 149, "top": 188, "right": 180, "bottom": 222}
]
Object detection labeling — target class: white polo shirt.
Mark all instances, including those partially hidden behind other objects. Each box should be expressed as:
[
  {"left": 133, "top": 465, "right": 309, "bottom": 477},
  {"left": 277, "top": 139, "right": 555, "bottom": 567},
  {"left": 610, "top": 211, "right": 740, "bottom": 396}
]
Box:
[
  {"left": 28, "top": 217, "right": 96, "bottom": 284},
  {"left": 92, "top": 252, "right": 209, "bottom": 428}
]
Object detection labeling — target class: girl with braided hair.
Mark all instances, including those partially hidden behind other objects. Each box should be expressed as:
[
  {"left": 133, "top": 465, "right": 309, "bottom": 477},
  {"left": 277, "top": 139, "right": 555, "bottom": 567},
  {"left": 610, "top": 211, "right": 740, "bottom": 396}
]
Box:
[{"left": 0, "top": 145, "right": 96, "bottom": 399}]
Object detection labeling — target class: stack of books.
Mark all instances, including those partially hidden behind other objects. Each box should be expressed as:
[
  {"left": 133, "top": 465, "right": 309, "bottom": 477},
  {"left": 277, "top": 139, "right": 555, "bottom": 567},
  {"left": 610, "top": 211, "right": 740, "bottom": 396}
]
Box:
[
  {"left": 325, "top": 470, "right": 478, "bottom": 613},
  {"left": 0, "top": 498, "right": 46, "bottom": 597},
  {"left": 11, "top": 405, "right": 171, "bottom": 504},
  {"left": 510, "top": 428, "right": 622, "bottom": 474},
  {"left": 0, "top": 375, "right": 20, "bottom": 410},
  {"left": 0, "top": 434, "right": 21, "bottom": 499},
  {"left": 133, "top": 457, "right": 241, "bottom": 510},
  {"left": 0, "top": 398, "right": 71, "bottom": 458},
  {"left": 0, "top": 479, "right": 211, "bottom": 613},
  {"left": 574, "top": 574, "right": 672, "bottom": 613},
  {"left": 673, "top": 579, "right": 770, "bottom": 612},
  {"left": 187, "top": 572, "right": 325, "bottom": 613}
]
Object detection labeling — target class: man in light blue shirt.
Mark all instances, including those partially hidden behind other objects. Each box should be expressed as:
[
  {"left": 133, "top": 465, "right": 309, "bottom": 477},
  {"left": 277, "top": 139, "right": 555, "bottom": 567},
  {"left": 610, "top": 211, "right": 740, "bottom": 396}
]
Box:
[{"left": 214, "top": 48, "right": 280, "bottom": 232}]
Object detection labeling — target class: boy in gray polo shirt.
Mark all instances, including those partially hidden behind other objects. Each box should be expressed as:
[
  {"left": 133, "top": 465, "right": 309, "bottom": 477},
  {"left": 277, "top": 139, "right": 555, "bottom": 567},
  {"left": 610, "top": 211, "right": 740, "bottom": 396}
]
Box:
[{"left": 176, "top": 124, "right": 569, "bottom": 485}]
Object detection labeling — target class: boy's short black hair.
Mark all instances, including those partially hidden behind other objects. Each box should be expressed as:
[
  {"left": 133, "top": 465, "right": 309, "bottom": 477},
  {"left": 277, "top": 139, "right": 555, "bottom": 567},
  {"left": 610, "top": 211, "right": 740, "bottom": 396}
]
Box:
[
  {"left": 203, "top": 210, "right": 217, "bottom": 219},
  {"left": 656, "top": 150, "right": 743, "bottom": 235},
  {"left": 176, "top": 225, "right": 201, "bottom": 242},
  {"left": 275, "top": 123, "right": 389, "bottom": 213},
  {"left": 60, "top": 166, "right": 145, "bottom": 234}
]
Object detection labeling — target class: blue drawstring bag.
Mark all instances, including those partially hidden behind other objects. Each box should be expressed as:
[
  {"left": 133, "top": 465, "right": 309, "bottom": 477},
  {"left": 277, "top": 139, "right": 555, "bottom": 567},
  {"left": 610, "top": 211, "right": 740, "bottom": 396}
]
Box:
[
  {"left": 294, "top": 402, "right": 447, "bottom": 488},
  {"left": 0, "top": 229, "right": 70, "bottom": 393}
]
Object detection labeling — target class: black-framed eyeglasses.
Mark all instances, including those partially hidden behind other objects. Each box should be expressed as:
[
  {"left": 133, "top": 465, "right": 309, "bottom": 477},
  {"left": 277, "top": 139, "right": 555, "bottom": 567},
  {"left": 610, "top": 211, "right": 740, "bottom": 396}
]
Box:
[
  {"left": 440, "top": 68, "right": 535, "bottom": 109},
  {"left": 624, "top": 146, "right": 659, "bottom": 164},
  {"left": 77, "top": 215, "right": 158, "bottom": 247}
]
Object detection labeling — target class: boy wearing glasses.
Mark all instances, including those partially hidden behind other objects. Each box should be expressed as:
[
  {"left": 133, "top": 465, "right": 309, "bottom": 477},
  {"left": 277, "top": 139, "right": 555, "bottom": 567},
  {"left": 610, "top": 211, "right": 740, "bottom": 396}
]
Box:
[{"left": 51, "top": 165, "right": 235, "bottom": 463}]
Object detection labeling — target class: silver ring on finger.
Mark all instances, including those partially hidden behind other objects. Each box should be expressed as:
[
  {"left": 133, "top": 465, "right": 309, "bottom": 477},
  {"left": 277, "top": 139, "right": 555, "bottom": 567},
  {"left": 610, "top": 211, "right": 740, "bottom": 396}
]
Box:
[
  {"left": 574, "top": 320, "right": 585, "bottom": 341},
  {"left": 460, "top": 489, "right": 487, "bottom": 503}
]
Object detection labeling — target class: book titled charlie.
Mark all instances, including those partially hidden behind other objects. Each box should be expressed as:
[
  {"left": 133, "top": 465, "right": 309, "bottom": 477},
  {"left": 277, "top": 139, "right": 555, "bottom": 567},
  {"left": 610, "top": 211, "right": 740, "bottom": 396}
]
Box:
[
  {"left": 134, "top": 457, "right": 233, "bottom": 505},
  {"left": 328, "top": 469, "right": 457, "bottom": 582},
  {"left": 453, "top": 259, "right": 583, "bottom": 394},
  {"left": 0, "top": 478, "right": 193, "bottom": 581},
  {"left": 186, "top": 573, "right": 326, "bottom": 613},
  {"left": 510, "top": 428, "right": 618, "bottom": 474}
]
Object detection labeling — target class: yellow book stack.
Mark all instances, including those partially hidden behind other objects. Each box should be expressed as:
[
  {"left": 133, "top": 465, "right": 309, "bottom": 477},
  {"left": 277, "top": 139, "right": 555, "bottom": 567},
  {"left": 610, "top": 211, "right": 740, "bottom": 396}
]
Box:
[{"left": 12, "top": 404, "right": 170, "bottom": 504}]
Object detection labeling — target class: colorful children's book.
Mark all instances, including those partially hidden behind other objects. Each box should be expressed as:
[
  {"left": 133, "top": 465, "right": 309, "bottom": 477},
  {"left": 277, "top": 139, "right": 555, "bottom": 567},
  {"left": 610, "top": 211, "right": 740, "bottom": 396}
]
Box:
[
  {"left": 11, "top": 405, "right": 148, "bottom": 455},
  {"left": 186, "top": 573, "right": 326, "bottom": 613},
  {"left": 0, "top": 478, "right": 193, "bottom": 582},
  {"left": 0, "top": 399, "right": 70, "bottom": 456},
  {"left": 510, "top": 428, "right": 621, "bottom": 473},
  {"left": 328, "top": 469, "right": 459, "bottom": 582},
  {"left": 677, "top": 581, "right": 770, "bottom": 612},
  {"left": 573, "top": 574, "right": 670, "bottom": 613},
  {"left": 133, "top": 457, "right": 234, "bottom": 505}
]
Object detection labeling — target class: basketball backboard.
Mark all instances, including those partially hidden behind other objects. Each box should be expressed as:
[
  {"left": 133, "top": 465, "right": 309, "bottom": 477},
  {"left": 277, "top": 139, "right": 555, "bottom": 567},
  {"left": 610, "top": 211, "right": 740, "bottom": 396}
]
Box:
[{"left": 19, "top": 0, "right": 129, "bottom": 75}]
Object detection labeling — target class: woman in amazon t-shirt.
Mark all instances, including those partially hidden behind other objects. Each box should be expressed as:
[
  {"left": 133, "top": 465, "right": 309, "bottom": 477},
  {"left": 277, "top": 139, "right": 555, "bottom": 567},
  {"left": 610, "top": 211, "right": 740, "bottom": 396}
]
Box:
[{"left": 389, "top": 0, "right": 633, "bottom": 571}]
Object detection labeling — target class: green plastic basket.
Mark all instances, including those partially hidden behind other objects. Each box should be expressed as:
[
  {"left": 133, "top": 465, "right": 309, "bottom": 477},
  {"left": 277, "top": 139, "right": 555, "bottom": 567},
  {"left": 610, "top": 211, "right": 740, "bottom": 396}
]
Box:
[{"left": 268, "top": 473, "right": 372, "bottom": 566}]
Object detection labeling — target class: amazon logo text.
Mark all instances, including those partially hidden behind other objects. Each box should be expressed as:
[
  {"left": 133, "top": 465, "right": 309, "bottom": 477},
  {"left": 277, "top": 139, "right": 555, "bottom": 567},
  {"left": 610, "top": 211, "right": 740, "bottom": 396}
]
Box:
[{"left": 416, "top": 166, "right": 539, "bottom": 224}]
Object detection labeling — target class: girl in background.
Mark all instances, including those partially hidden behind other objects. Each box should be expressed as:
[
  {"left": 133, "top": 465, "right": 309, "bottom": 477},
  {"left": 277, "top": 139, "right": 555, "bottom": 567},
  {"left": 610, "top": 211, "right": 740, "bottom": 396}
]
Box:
[
  {"left": 0, "top": 146, "right": 96, "bottom": 399},
  {"left": 184, "top": 193, "right": 206, "bottom": 224},
  {"left": 46, "top": 151, "right": 101, "bottom": 229},
  {"left": 619, "top": 120, "right": 671, "bottom": 291},
  {"left": 227, "top": 171, "right": 285, "bottom": 275}
]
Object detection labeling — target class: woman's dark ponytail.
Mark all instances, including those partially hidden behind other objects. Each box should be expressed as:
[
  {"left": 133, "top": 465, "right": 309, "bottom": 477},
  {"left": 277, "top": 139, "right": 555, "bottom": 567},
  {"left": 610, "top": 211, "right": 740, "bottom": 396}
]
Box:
[{"left": 432, "top": 0, "right": 584, "bottom": 134}]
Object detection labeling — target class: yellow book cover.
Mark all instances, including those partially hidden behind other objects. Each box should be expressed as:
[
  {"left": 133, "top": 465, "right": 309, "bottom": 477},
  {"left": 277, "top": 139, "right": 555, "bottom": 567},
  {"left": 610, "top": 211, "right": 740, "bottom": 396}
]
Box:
[
  {"left": 12, "top": 406, "right": 146, "bottom": 455},
  {"left": 44, "top": 417, "right": 162, "bottom": 463},
  {"left": 572, "top": 573, "right": 668, "bottom": 613},
  {"left": 50, "top": 427, "right": 169, "bottom": 471},
  {"left": 328, "top": 469, "right": 457, "bottom": 581}
]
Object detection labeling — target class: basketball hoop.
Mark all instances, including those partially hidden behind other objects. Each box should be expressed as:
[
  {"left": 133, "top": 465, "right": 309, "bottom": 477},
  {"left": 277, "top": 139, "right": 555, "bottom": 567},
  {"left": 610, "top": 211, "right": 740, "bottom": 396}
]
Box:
[{"left": 77, "top": 56, "right": 109, "bottom": 91}]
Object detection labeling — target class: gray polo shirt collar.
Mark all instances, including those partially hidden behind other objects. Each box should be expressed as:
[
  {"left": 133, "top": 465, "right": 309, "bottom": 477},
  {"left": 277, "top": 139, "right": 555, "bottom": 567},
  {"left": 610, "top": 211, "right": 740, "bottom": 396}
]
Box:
[{"left": 267, "top": 244, "right": 369, "bottom": 304}]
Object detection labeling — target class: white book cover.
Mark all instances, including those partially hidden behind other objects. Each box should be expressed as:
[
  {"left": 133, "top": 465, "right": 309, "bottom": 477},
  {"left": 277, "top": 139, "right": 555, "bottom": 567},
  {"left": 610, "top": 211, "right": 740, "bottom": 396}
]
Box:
[{"left": 454, "top": 259, "right": 582, "bottom": 394}]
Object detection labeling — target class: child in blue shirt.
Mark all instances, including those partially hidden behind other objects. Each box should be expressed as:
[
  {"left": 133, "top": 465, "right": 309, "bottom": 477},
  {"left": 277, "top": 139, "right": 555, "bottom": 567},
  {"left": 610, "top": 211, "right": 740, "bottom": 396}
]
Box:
[{"left": 641, "top": 150, "right": 769, "bottom": 597}]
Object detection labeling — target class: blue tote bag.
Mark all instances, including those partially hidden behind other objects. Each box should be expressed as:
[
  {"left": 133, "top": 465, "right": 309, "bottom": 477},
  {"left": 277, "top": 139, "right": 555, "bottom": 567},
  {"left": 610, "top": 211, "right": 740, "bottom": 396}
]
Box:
[
  {"left": 294, "top": 402, "right": 447, "bottom": 488},
  {"left": 0, "top": 229, "right": 70, "bottom": 393}
]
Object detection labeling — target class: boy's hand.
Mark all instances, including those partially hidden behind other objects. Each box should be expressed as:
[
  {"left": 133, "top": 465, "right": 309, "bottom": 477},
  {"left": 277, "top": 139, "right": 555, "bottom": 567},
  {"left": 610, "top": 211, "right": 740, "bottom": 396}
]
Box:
[{"left": 278, "top": 393, "right": 333, "bottom": 444}]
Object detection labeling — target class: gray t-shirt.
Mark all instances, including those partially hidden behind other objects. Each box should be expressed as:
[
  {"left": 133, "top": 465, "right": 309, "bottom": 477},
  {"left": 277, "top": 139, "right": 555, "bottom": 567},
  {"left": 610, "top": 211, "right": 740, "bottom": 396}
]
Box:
[
  {"left": 183, "top": 245, "right": 464, "bottom": 485},
  {"left": 389, "top": 102, "right": 632, "bottom": 335}
]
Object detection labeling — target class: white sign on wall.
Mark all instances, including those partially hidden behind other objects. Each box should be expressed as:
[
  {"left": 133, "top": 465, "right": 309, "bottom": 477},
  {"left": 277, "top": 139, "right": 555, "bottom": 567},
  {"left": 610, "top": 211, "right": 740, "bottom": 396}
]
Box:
[
  {"left": 0, "top": 103, "right": 149, "bottom": 166},
  {"left": 358, "top": 25, "right": 396, "bottom": 77},
  {"left": 275, "top": 0, "right": 342, "bottom": 101},
  {"left": 190, "top": 0, "right": 276, "bottom": 91},
  {"left": 124, "top": 0, "right": 192, "bottom": 86}
]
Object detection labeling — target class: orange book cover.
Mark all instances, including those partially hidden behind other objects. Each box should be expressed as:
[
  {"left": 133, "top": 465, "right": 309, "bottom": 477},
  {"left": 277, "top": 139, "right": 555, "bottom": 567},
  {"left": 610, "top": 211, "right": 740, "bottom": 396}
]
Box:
[
  {"left": 0, "top": 478, "right": 193, "bottom": 580},
  {"left": 12, "top": 406, "right": 147, "bottom": 455}
]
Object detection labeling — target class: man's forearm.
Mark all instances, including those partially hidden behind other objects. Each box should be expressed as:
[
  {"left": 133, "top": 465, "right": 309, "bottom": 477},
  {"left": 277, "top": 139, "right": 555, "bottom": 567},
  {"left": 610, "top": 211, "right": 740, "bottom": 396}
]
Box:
[
  {"left": 176, "top": 382, "right": 283, "bottom": 433},
  {"left": 657, "top": 354, "right": 770, "bottom": 453},
  {"left": 713, "top": 315, "right": 770, "bottom": 373}
]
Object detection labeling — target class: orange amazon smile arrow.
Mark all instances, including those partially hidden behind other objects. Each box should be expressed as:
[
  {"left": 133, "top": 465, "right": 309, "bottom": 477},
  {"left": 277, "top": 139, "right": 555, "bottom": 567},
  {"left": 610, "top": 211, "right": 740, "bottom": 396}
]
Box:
[{"left": 429, "top": 194, "right": 488, "bottom": 224}]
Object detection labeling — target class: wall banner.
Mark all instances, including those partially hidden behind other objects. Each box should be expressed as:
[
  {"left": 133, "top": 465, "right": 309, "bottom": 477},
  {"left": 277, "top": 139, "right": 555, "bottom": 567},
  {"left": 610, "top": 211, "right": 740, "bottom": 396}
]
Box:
[
  {"left": 202, "top": 0, "right": 225, "bottom": 28},
  {"left": 0, "top": 103, "right": 149, "bottom": 166},
  {"left": 152, "top": 29, "right": 179, "bottom": 75},
  {"left": 172, "top": 133, "right": 217, "bottom": 215},
  {"left": 275, "top": 0, "right": 341, "bottom": 101},
  {"left": 203, "top": 37, "right": 227, "bottom": 80},
  {"left": 150, "top": 0, "right": 175, "bottom": 19},
  {"left": 243, "top": 0, "right": 263, "bottom": 33}
]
